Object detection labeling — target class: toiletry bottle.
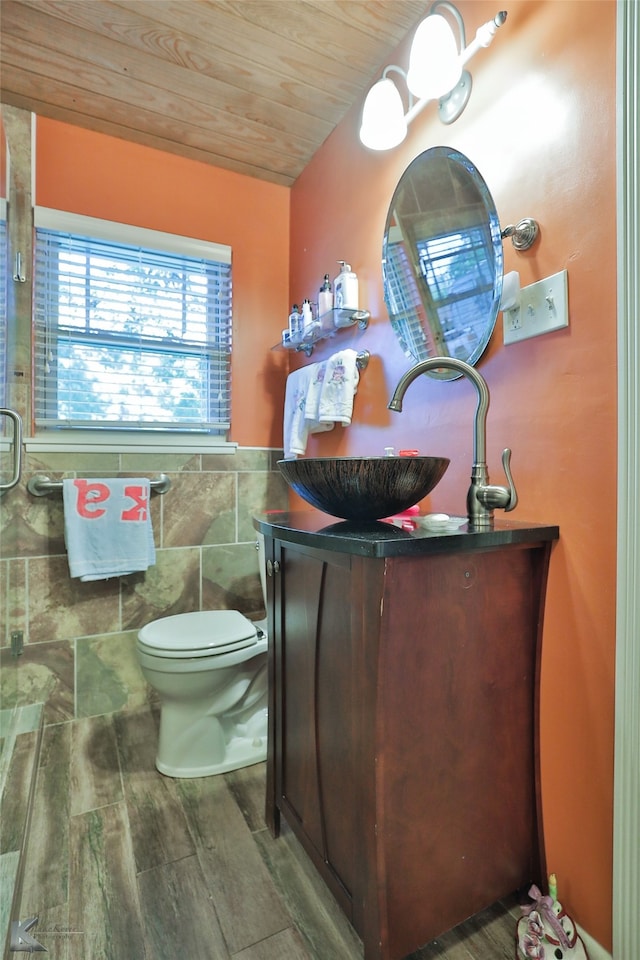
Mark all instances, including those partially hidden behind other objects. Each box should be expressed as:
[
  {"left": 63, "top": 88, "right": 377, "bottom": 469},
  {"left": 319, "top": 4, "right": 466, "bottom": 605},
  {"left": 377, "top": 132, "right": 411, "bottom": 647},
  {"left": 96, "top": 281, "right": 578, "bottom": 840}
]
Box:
[
  {"left": 334, "top": 261, "right": 359, "bottom": 311},
  {"left": 301, "top": 299, "right": 314, "bottom": 339},
  {"left": 318, "top": 274, "right": 333, "bottom": 326},
  {"left": 288, "top": 304, "right": 302, "bottom": 343}
]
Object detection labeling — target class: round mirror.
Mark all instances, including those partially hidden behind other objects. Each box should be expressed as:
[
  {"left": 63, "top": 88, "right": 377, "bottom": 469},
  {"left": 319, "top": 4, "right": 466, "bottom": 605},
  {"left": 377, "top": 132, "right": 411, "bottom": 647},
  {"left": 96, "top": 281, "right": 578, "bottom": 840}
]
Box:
[{"left": 382, "top": 146, "right": 503, "bottom": 380}]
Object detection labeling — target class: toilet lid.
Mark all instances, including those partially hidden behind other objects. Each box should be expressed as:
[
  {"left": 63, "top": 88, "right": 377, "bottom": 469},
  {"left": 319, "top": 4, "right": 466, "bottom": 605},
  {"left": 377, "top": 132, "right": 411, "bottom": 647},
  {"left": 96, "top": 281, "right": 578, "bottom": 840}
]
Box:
[{"left": 138, "top": 610, "right": 258, "bottom": 658}]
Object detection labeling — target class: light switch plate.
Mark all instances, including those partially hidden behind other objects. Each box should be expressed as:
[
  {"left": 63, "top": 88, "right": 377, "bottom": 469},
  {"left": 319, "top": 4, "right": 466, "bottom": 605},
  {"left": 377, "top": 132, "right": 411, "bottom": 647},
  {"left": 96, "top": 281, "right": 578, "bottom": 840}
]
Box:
[{"left": 503, "top": 269, "right": 569, "bottom": 344}]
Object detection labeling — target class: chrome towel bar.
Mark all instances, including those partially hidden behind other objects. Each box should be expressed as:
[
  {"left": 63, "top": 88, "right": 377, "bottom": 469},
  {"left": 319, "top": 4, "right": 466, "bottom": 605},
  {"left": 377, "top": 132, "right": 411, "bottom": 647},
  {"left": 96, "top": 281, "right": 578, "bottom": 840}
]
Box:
[
  {"left": 27, "top": 473, "right": 171, "bottom": 497},
  {"left": 0, "top": 408, "right": 23, "bottom": 493}
]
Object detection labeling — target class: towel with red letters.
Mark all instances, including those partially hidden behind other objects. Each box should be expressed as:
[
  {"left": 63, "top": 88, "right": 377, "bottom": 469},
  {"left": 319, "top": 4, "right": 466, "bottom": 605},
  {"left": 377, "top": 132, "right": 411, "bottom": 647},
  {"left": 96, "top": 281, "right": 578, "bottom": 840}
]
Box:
[{"left": 62, "top": 478, "right": 156, "bottom": 581}]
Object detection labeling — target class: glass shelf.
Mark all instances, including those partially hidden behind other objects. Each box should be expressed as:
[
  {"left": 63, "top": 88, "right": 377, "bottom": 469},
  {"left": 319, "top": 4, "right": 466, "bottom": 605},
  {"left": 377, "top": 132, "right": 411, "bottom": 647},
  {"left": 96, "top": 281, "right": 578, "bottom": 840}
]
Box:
[{"left": 273, "top": 308, "right": 370, "bottom": 357}]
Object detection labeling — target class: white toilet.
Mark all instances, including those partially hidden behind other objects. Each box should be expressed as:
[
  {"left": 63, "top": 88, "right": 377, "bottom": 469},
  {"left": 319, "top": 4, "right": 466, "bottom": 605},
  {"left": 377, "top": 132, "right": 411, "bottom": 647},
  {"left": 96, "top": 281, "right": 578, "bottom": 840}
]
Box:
[{"left": 136, "top": 538, "right": 269, "bottom": 778}]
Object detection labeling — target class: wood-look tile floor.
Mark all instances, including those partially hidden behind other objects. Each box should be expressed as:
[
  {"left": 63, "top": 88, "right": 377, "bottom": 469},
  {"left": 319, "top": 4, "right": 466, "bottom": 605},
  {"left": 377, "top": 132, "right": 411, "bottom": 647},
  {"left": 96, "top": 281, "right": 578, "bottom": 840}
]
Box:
[{"left": 13, "top": 706, "right": 522, "bottom": 960}]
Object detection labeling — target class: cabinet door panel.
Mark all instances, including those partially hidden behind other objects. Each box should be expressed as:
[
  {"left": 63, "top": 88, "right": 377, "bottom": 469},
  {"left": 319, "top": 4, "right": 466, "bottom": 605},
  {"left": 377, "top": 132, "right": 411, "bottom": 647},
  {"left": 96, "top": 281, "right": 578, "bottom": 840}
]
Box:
[
  {"left": 280, "top": 545, "right": 324, "bottom": 852},
  {"left": 279, "top": 545, "right": 357, "bottom": 901},
  {"left": 316, "top": 559, "right": 357, "bottom": 898},
  {"left": 378, "top": 547, "right": 544, "bottom": 959}
]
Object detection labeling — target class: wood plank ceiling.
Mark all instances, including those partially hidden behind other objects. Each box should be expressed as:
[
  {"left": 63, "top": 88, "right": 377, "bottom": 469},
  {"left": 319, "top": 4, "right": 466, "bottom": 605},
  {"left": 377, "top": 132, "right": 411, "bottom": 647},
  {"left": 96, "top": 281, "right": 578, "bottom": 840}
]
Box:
[{"left": 0, "top": 0, "right": 427, "bottom": 186}]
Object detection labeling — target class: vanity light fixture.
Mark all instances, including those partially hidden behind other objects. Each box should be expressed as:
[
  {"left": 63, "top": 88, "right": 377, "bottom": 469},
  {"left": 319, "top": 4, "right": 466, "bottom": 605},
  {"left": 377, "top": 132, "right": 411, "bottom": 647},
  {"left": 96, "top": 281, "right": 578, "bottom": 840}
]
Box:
[{"left": 359, "top": 2, "right": 507, "bottom": 150}]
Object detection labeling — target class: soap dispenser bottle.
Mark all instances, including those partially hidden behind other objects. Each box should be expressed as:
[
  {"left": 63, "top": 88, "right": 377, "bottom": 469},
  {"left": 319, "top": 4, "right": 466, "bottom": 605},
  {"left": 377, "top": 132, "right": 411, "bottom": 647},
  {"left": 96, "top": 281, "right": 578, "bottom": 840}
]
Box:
[{"left": 334, "top": 261, "right": 358, "bottom": 312}]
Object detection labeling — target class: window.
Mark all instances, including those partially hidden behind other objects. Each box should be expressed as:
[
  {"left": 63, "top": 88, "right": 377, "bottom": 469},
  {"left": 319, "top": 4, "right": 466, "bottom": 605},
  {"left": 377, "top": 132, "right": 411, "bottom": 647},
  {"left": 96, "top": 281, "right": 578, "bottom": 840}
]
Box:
[
  {"left": 384, "top": 240, "right": 431, "bottom": 360},
  {"left": 34, "top": 209, "right": 232, "bottom": 436},
  {"left": 416, "top": 227, "right": 495, "bottom": 358}
]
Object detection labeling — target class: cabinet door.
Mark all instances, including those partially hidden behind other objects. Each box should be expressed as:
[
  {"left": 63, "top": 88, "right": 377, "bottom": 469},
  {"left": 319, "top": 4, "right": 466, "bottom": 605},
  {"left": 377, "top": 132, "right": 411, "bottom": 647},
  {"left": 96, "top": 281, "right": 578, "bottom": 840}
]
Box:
[
  {"left": 276, "top": 542, "right": 359, "bottom": 910},
  {"left": 377, "top": 546, "right": 548, "bottom": 960}
]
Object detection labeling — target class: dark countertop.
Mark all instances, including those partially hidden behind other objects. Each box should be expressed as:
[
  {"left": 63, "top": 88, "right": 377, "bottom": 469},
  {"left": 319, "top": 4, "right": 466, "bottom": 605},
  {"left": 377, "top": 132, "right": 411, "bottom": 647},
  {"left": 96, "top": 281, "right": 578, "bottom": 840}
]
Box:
[{"left": 253, "top": 510, "right": 559, "bottom": 559}]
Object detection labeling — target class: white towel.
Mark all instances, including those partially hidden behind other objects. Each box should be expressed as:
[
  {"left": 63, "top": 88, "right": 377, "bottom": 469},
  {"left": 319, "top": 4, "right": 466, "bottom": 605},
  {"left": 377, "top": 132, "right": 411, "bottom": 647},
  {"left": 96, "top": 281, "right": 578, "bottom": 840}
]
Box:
[
  {"left": 283, "top": 364, "right": 332, "bottom": 459},
  {"left": 304, "top": 360, "right": 335, "bottom": 436},
  {"left": 63, "top": 477, "right": 156, "bottom": 581},
  {"left": 318, "top": 349, "right": 360, "bottom": 425}
]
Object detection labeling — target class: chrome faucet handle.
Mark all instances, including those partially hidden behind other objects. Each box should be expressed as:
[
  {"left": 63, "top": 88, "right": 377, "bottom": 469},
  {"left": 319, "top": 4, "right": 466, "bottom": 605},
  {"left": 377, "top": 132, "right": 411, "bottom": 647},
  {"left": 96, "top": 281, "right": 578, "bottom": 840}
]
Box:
[{"left": 476, "top": 448, "right": 518, "bottom": 513}]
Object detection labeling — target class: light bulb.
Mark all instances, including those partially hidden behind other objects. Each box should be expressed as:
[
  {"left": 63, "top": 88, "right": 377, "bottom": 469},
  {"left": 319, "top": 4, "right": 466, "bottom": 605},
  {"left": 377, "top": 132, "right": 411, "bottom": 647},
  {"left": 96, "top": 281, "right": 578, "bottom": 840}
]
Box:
[
  {"left": 406, "top": 14, "right": 462, "bottom": 100},
  {"left": 359, "top": 77, "right": 407, "bottom": 151}
]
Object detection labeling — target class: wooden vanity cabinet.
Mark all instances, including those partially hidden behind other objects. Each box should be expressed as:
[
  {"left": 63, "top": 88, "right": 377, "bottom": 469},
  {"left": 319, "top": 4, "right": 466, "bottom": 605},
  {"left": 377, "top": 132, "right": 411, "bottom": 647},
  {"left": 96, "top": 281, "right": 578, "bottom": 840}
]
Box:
[{"left": 260, "top": 519, "right": 556, "bottom": 960}]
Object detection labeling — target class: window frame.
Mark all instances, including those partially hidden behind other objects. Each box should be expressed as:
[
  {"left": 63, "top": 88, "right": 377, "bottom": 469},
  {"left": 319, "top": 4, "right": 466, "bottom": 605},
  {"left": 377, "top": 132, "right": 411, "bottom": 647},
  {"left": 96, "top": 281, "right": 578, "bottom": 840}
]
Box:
[{"left": 31, "top": 207, "right": 236, "bottom": 454}]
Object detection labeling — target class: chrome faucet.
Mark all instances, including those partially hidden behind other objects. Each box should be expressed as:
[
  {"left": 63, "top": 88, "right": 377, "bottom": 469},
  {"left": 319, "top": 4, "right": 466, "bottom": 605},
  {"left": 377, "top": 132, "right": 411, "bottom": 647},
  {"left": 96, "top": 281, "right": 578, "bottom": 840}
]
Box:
[{"left": 388, "top": 357, "right": 517, "bottom": 530}]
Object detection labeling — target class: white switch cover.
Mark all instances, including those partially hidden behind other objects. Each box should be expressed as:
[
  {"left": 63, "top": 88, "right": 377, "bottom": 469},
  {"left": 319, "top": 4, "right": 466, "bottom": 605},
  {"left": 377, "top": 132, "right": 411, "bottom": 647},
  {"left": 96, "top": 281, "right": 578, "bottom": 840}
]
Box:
[{"left": 503, "top": 269, "right": 569, "bottom": 344}]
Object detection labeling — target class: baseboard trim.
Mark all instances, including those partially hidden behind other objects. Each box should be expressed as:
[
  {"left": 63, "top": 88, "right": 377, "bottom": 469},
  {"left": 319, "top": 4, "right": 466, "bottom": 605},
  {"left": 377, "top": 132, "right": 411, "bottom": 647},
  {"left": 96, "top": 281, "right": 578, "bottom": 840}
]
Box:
[{"left": 577, "top": 923, "right": 613, "bottom": 960}]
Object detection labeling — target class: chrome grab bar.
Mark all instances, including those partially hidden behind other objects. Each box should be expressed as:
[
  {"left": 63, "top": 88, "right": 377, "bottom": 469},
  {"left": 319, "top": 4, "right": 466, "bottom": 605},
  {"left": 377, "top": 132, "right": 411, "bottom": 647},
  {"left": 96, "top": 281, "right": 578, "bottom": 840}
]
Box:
[
  {"left": 26, "top": 473, "right": 171, "bottom": 497},
  {"left": 0, "top": 408, "right": 23, "bottom": 492}
]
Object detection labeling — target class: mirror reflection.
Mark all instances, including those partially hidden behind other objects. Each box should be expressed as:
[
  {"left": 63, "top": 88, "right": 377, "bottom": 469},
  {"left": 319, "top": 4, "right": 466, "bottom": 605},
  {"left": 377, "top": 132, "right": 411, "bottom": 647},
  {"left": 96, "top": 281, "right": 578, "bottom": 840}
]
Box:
[{"left": 382, "top": 146, "right": 503, "bottom": 380}]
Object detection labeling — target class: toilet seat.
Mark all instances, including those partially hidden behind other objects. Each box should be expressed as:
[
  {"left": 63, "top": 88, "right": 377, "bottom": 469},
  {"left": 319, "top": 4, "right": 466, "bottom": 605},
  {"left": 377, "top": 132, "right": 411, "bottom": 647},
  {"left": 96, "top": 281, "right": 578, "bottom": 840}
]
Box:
[{"left": 137, "top": 610, "right": 258, "bottom": 659}]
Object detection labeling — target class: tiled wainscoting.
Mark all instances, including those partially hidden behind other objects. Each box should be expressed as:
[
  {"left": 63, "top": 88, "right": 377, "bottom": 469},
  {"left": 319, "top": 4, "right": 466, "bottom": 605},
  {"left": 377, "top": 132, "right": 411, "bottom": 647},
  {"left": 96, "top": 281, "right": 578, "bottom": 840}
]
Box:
[{"left": 0, "top": 446, "right": 288, "bottom": 724}]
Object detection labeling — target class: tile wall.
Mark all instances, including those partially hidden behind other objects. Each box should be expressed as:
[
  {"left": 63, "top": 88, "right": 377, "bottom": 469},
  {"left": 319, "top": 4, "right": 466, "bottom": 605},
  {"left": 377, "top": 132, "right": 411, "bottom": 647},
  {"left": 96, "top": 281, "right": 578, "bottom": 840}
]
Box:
[{"left": 0, "top": 446, "right": 288, "bottom": 725}]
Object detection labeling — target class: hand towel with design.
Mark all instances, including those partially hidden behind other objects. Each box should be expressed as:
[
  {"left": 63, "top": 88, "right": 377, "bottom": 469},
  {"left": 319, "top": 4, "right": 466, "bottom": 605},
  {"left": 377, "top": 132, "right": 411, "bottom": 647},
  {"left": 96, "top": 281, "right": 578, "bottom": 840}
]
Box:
[
  {"left": 283, "top": 364, "right": 332, "bottom": 458},
  {"left": 318, "top": 349, "right": 360, "bottom": 425},
  {"left": 63, "top": 477, "right": 156, "bottom": 580}
]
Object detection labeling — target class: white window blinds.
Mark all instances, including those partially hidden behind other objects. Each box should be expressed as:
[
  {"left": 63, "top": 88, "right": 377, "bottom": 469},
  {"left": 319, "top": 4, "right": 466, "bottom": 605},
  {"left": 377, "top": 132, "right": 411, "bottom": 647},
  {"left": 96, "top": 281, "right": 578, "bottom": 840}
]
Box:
[{"left": 33, "top": 209, "right": 232, "bottom": 435}]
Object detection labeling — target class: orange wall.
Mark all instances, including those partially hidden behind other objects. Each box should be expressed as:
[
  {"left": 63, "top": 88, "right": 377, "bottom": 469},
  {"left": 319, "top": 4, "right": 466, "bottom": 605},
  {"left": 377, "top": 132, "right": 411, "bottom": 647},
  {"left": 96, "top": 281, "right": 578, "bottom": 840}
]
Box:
[
  {"left": 35, "top": 118, "right": 290, "bottom": 447},
  {"left": 290, "top": 0, "right": 616, "bottom": 949}
]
